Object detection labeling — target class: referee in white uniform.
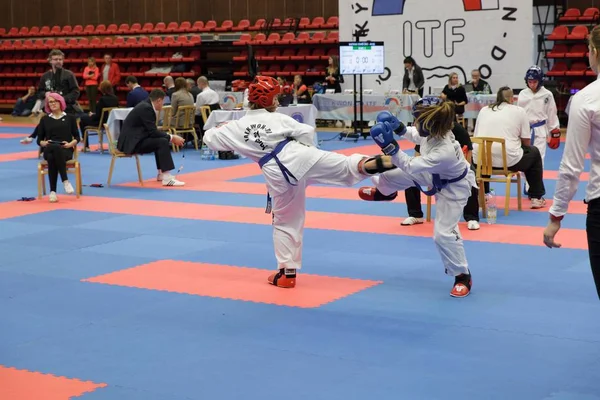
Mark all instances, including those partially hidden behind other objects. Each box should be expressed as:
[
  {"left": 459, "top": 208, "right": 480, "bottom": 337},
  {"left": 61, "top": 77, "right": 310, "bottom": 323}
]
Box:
[{"left": 544, "top": 26, "right": 600, "bottom": 299}]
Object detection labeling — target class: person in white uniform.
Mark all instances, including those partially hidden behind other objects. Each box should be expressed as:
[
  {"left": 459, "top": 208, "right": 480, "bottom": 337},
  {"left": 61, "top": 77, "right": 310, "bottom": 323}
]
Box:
[
  {"left": 203, "top": 76, "right": 397, "bottom": 289},
  {"left": 518, "top": 66, "right": 561, "bottom": 194},
  {"left": 357, "top": 99, "right": 476, "bottom": 298},
  {"left": 543, "top": 25, "right": 600, "bottom": 300}
]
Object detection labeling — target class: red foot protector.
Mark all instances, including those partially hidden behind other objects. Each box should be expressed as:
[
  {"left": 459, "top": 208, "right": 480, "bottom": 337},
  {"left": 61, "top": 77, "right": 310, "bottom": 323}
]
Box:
[
  {"left": 0, "top": 365, "right": 107, "bottom": 400},
  {"left": 82, "top": 260, "right": 383, "bottom": 308}
]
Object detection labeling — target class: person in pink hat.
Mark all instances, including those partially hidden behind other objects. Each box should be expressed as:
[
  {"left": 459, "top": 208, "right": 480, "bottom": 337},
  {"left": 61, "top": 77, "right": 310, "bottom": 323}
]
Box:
[{"left": 36, "top": 92, "right": 80, "bottom": 203}]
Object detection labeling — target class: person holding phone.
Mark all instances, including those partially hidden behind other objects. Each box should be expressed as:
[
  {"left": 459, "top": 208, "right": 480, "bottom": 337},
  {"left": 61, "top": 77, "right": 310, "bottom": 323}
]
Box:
[{"left": 36, "top": 92, "right": 80, "bottom": 203}]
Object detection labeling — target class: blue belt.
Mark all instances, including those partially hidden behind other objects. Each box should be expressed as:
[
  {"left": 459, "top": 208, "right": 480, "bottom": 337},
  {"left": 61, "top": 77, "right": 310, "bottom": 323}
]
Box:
[
  {"left": 530, "top": 120, "right": 546, "bottom": 144},
  {"left": 258, "top": 138, "right": 297, "bottom": 213},
  {"left": 413, "top": 166, "right": 469, "bottom": 196}
]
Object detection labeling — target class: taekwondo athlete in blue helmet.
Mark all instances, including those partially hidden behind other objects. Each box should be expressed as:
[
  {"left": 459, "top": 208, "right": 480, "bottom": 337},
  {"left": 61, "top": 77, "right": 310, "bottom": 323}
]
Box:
[
  {"left": 518, "top": 66, "right": 561, "bottom": 196},
  {"left": 358, "top": 98, "right": 476, "bottom": 298}
]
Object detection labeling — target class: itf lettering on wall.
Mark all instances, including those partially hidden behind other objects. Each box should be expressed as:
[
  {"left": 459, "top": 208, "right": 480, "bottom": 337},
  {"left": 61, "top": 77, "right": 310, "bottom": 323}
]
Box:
[{"left": 339, "top": 0, "right": 533, "bottom": 94}]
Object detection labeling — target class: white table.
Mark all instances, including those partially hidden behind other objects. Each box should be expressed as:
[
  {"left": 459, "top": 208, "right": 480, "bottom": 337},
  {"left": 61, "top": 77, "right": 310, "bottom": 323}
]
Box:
[
  {"left": 311, "top": 93, "right": 420, "bottom": 122},
  {"left": 105, "top": 107, "right": 134, "bottom": 141}
]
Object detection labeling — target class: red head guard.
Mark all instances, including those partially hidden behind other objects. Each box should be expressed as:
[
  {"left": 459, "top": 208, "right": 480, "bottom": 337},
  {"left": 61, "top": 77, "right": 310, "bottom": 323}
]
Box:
[{"left": 248, "top": 76, "right": 281, "bottom": 108}]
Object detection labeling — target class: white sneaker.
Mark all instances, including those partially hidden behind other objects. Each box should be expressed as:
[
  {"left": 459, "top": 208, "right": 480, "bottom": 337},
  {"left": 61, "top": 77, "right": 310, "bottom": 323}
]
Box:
[
  {"left": 162, "top": 177, "right": 185, "bottom": 187},
  {"left": 530, "top": 198, "right": 546, "bottom": 209},
  {"left": 63, "top": 181, "right": 74, "bottom": 194},
  {"left": 49, "top": 191, "right": 58, "bottom": 203},
  {"left": 157, "top": 173, "right": 164, "bottom": 181},
  {"left": 467, "top": 220, "right": 480, "bottom": 230},
  {"left": 401, "top": 217, "right": 424, "bottom": 226}
]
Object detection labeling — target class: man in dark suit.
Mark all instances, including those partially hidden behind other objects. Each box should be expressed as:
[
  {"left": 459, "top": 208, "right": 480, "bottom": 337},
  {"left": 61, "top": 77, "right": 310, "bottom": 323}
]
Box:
[
  {"left": 125, "top": 76, "right": 149, "bottom": 108},
  {"left": 117, "top": 89, "right": 186, "bottom": 186}
]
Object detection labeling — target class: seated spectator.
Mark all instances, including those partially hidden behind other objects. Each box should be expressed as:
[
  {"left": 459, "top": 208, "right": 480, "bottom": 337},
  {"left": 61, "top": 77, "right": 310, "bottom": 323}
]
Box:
[
  {"left": 125, "top": 76, "right": 149, "bottom": 108},
  {"left": 163, "top": 76, "right": 175, "bottom": 99},
  {"left": 472, "top": 86, "right": 546, "bottom": 209},
  {"left": 293, "top": 75, "right": 311, "bottom": 104},
  {"left": 401, "top": 114, "right": 481, "bottom": 230},
  {"left": 12, "top": 86, "right": 36, "bottom": 117},
  {"left": 36, "top": 93, "right": 80, "bottom": 203},
  {"left": 186, "top": 78, "right": 200, "bottom": 100},
  {"left": 194, "top": 76, "right": 221, "bottom": 131},
  {"left": 440, "top": 72, "right": 468, "bottom": 117},
  {"left": 79, "top": 80, "right": 120, "bottom": 150},
  {"left": 117, "top": 89, "right": 186, "bottom": 187},
  {"left": 467, "top": 69, "right": 492, "bottom": 94},
  {"left": 170, "top": 77, "right": 195, "bottom": 129}
]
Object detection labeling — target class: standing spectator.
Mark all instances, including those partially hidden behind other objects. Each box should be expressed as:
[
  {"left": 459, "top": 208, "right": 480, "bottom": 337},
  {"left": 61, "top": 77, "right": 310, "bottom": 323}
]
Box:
[
  {"left": 12, "top": 86, "right": 36, "bottom": 117},
  {"left": 100, "top": 53, "right": 121, "bottom": 88},
  {"left": 36, "top": 49, "right": 81, "bottom": 115},
  {"left": 402, "top": 57, "right": 425, "bottom": 97},
  {"left": 36, "top": 93, "right": 80, "bottom": 203},
  {"left": 83, "top": 57, "right": 100, "bottom": 113},
  {"left": 325, "top": 55, "right": 343, "bottom": 93}
]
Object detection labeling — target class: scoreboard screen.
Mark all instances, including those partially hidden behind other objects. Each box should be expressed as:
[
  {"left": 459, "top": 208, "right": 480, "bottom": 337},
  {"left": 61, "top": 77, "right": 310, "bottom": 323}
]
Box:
[{"left": 339, "top": 42, "right": 385, "bottom": 75}]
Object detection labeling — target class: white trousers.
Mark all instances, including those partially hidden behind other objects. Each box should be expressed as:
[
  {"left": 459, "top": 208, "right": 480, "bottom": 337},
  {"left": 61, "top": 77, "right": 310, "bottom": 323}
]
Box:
[
  {"left": 270, "top": 152, "right": 368, "bottom": 270},
  {"left": 375, "top": 169, "right": 471, "bottom": 276}
]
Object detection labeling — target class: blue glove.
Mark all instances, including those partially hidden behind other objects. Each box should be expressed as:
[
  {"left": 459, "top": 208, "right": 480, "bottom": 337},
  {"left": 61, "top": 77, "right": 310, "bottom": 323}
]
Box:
[
  {"left": 370, "top": 122, "right": 399, "bottom": 155},
  {"left": 376, "top": 111, "right": 407, "bottom": 136}
]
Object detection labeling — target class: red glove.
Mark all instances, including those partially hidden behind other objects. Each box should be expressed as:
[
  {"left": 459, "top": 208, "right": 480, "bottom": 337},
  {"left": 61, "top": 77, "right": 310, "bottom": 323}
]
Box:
[
  {"left": 462, "top": 145, "right": 469, "bottom": 159},
  {"left": 548, "top": 128, "right": 561, "bottom": 149}
]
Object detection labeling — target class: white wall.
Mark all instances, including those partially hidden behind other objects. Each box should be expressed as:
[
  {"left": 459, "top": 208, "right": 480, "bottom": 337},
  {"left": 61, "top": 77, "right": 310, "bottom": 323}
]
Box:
[{"left": 338, "top": 0, "right": 534, "bottom": 94}]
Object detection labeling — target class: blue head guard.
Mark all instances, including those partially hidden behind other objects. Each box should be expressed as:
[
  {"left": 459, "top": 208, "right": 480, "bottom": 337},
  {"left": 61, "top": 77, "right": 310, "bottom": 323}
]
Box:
[
  {"left": 525, "top": 66, "right": 544, "bottom": 87},
  {"left": 412, "top": 96, "right": 442, "bottom": 137}
]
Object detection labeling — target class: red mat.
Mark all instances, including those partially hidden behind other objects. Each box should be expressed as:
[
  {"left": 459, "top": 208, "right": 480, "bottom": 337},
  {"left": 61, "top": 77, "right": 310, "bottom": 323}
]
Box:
[
  {"left": 0, "top": 197, "right": 588, "bottom": 249},
  {"left": 83, "top": 260, "right": 382, "bottom": 308},
  {"left": 0, "top": 365, "right": 106, "bottom": 400}
]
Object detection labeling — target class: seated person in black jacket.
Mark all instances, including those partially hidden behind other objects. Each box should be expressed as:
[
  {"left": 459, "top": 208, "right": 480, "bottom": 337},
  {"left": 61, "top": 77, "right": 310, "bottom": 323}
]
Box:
[
  {"left": 80, "top": 80, "right": 120, "bottom": 150},
  {"left": 36, "top": 92, "right": 80, "bottom": 203},
  {"left": 401, "top": 115, "right": 481, "bottom": 230},
  {"left": 441, "top": 72, "right": 469, "bottom": 116},
  {"left": 117, "top": 89, "right": 186, "bottom": 186}
]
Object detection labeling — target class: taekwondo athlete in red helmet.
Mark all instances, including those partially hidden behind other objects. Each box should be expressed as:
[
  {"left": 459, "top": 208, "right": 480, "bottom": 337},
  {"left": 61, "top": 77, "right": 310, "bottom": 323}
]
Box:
[
  {"left": 203, "top": 76, "right": 397, "bottom": 288},
  {"left": 357, "top": 98, "right": 476, "bottom": 298}
]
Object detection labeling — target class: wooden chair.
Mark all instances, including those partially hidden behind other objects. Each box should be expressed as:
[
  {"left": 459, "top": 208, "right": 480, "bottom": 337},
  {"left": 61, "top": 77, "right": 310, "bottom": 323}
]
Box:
[
  {"left": 199, "top": 105, "right": 212, "bottom": 146},
  {"left": 171, "top": 104, "right": 199, "bottom": 150},
  {"left": 82, "top": 107, "right": 117, "bottom": 153},
  {"left": 471, "top": 137, "right": 522, "bottom": 217},
  {"left": 104, "top": 123, "right": 144, "bottom": 187},
  {"left": 37, "top": 145, "right": 82, "bottom": 199}
]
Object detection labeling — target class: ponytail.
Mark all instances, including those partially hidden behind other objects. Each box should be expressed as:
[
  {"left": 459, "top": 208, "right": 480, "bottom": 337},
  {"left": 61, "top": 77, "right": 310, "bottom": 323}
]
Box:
[
  {"left": 416, "top": 101, "right": 456, "bottom": 139},
  {"left": 490, "top": 86, "right": 512, "bottom": 111}
]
